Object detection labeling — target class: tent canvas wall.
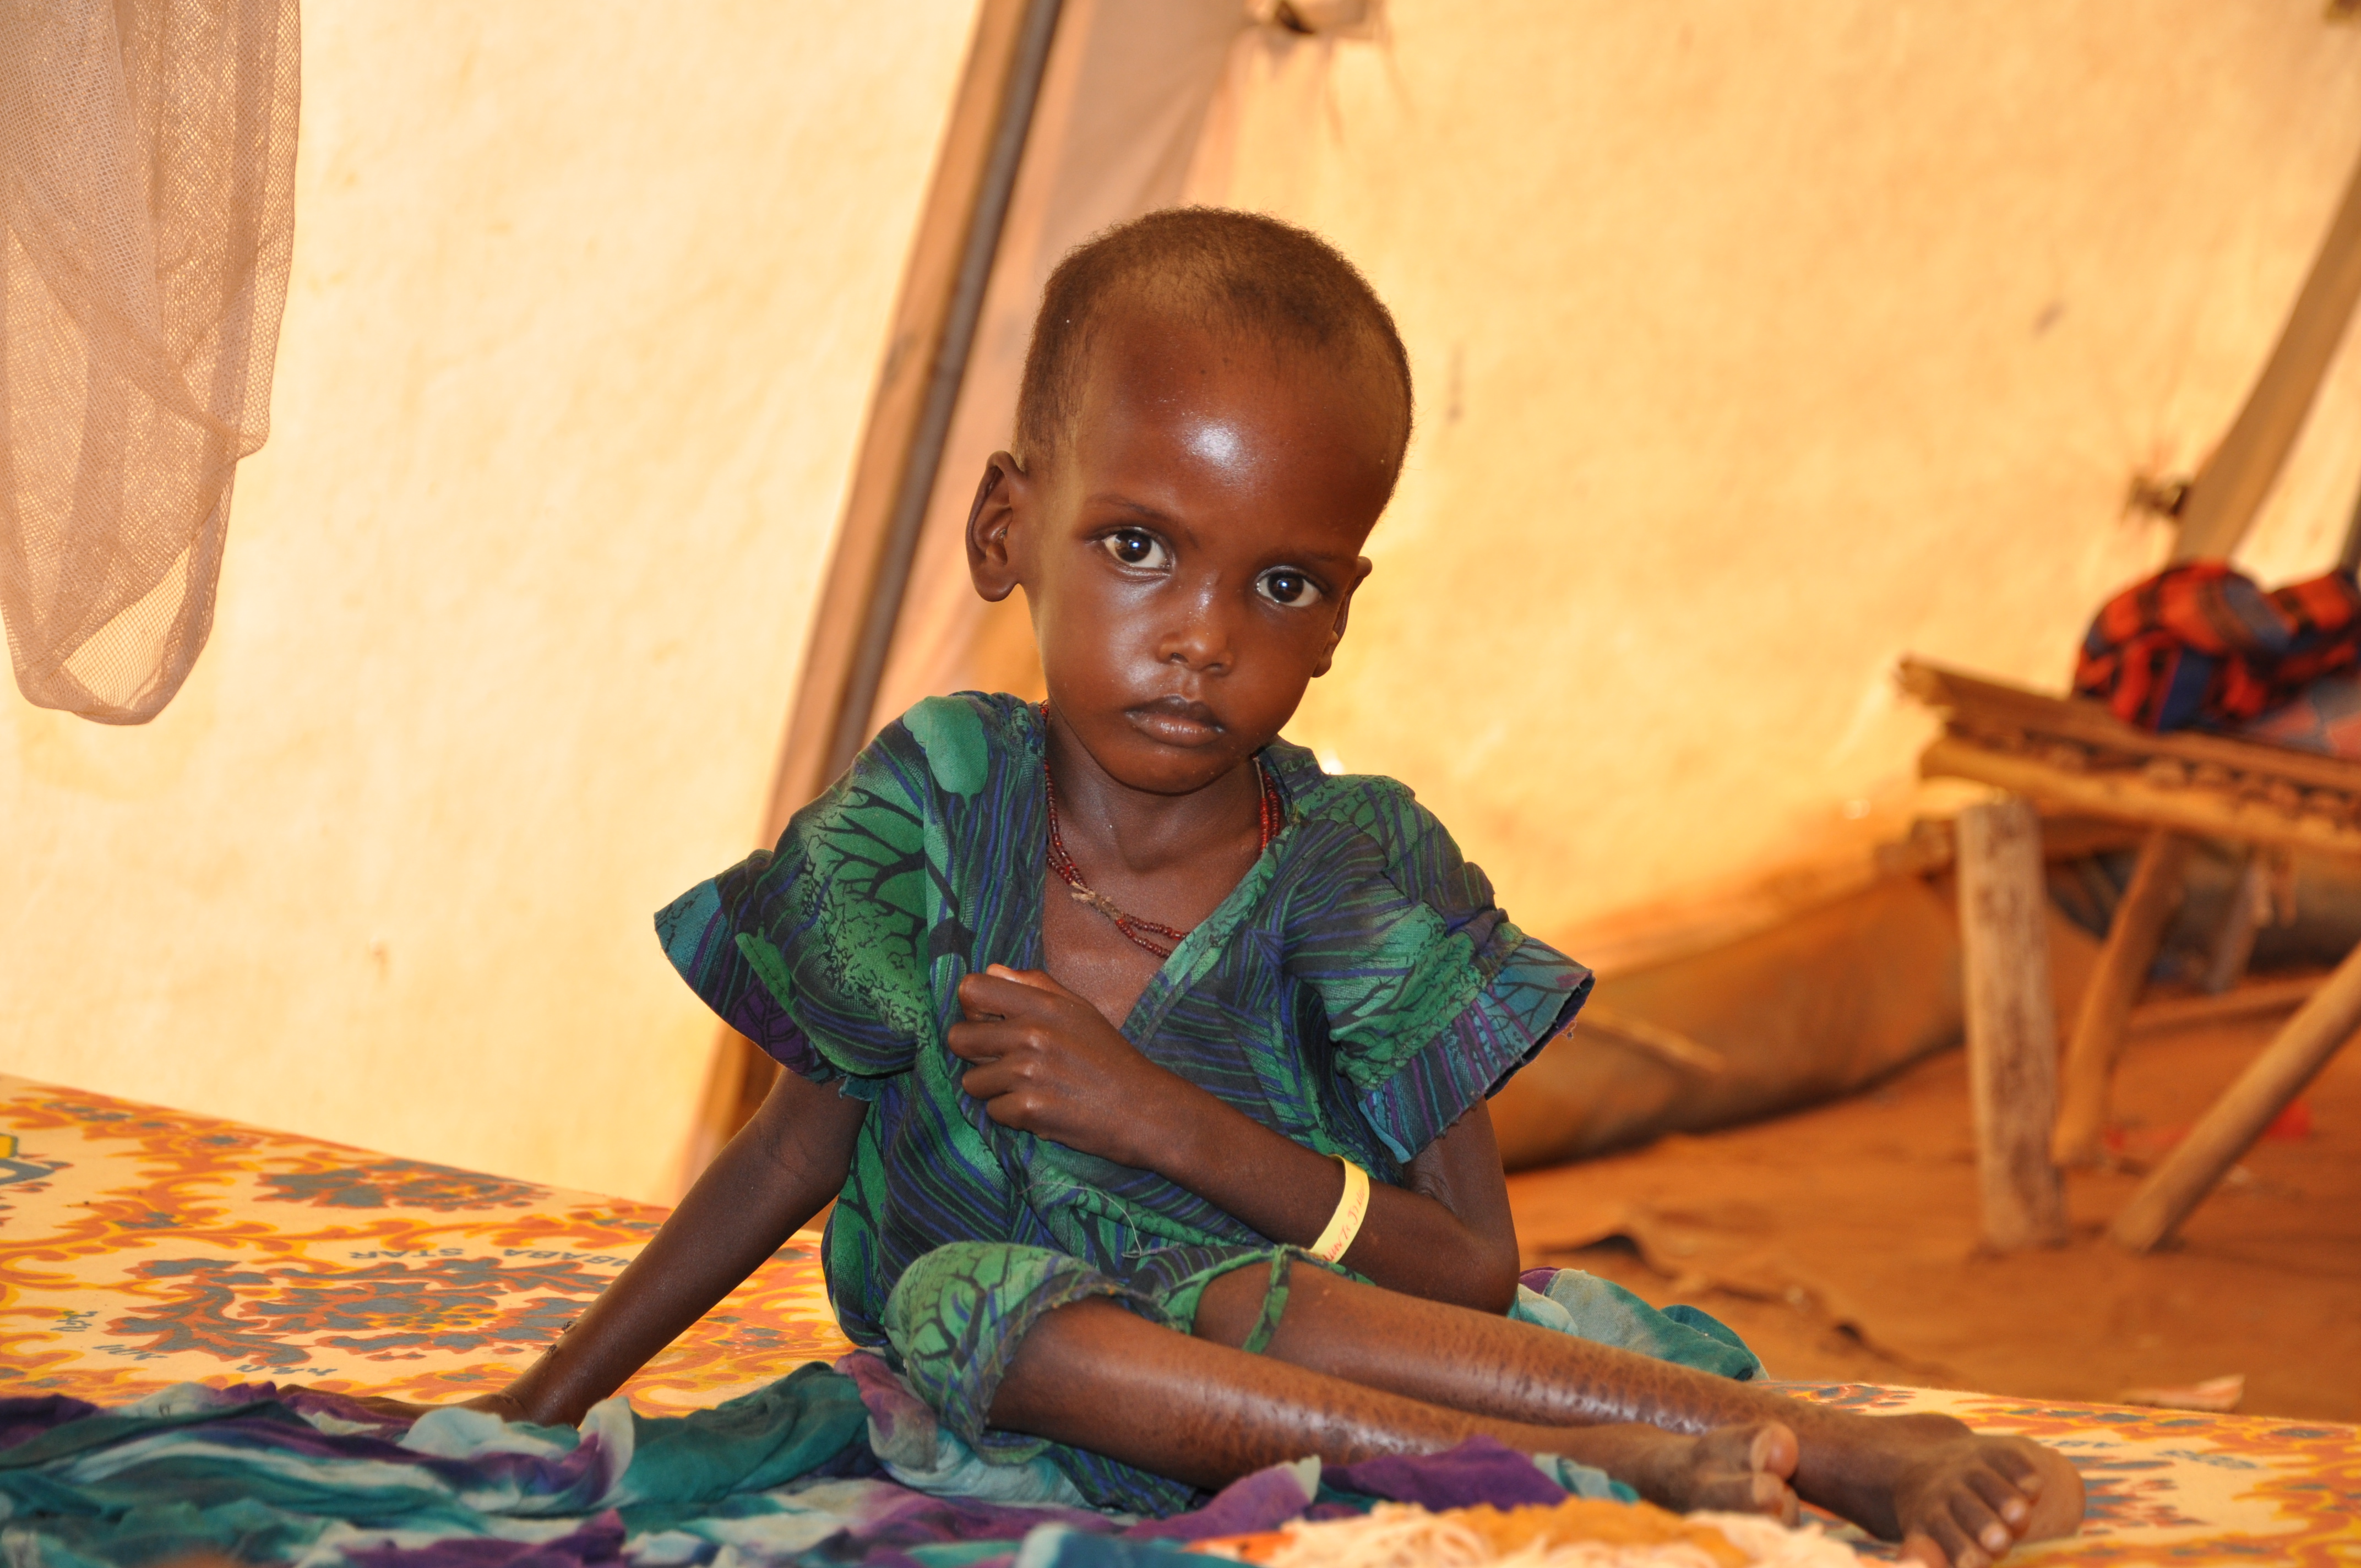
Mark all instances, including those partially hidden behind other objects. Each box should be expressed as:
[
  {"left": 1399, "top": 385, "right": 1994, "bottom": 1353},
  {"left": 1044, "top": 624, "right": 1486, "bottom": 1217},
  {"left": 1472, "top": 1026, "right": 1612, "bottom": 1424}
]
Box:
[
  {"left": 3, "top": 2, "right": 978, "bottom": 1201},
  {"left": 875, "top": 0, "right": 2361, "bottom": 973},
  {"left": 7, "top": 0, "right": 2359, "bottom": 1201}
]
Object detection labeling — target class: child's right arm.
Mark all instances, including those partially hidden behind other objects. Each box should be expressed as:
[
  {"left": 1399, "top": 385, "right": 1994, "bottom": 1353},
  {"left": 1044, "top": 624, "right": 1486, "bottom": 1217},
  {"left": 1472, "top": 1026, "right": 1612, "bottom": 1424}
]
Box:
[{"left": 482, "top": 1066, "right": 866, "bottom": 1427}]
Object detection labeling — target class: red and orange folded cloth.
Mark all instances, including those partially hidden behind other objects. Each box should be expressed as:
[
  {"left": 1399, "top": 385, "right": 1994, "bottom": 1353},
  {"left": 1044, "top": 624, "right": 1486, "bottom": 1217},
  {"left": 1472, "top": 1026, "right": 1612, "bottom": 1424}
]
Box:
[{"left": 2074, "top": 562, "right": 2361, "bottom": 755}]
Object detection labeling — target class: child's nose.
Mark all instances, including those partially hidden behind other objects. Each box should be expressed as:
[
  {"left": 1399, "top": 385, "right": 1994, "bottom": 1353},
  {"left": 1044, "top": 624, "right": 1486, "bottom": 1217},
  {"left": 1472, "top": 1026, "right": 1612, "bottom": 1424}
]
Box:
[{"left": 1159, "top": 586, "right": 1235, "bottom": 673}]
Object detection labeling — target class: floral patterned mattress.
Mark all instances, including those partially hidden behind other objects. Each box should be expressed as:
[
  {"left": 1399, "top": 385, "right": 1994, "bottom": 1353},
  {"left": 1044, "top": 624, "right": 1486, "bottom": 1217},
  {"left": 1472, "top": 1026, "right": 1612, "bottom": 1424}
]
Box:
[{"left": 3, "top": 1073, "right": 2355, "bottom": 1564}]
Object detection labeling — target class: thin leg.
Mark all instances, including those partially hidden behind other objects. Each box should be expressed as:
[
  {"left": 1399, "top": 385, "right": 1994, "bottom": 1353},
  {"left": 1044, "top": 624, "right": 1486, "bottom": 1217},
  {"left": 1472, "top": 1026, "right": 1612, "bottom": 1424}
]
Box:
[
  {"left": 2110, "top": 933, "right": 2361, "bottom": 1251},
  {"left": 990, "top": 1271, "right": 2084, "bottom": 1568},
  {"left": 2053, "top": 827, "right": 2191, "bottom": 1166},
  {"left": 989, "top": 1298, "right": 1797, "bottom": 1517},
  {"left": 1955, "top": 798, "right": 2067, "bottom": 1247}
]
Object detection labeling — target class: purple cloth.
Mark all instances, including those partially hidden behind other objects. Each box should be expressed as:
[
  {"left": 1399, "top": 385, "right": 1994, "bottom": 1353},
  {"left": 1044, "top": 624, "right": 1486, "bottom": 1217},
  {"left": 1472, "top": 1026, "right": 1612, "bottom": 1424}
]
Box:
[
  {"left": 837, "top": 1349, "right": 937, "bottom": 1455},
  {"left": 1327, "top": 1435, "right": 1570, "bottom": 1510},
  {"left": 0, "top": 1395, "right": 99, "bottom": 1453},
  {"left": 1126, "top": 1462, "right": 1319, "bottom": 1542}
]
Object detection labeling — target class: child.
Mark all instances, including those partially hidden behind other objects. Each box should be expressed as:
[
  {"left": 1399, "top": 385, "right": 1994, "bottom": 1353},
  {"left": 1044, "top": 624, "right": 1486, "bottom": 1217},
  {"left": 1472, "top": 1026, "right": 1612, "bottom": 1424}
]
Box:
[{"left": 476, "top": 210, "right": 2079, "bottom": 1568}]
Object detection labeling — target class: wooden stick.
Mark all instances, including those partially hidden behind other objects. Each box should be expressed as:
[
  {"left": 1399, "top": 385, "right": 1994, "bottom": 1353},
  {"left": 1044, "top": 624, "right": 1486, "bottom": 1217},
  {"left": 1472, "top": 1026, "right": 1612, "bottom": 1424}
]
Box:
[
  {"left": 1903, "top": 657, "right": 2361, "bottom": 798},
  {"left": 1919, "top": 736, "right": 2361, "bottom": 860},
  {"left": 2128, "top": 972, "right": 2320, "bottom": 1036},
  {"left": 1956, "top": 798, "right": 2069, "bottom": 1249},
  {"left": 2054, "top": 828, "right": 2192, "bottom": 1166},
  {"left": 2335, "top": 471, "right": 2361, "bottom": 576},
  {"left": 2174, "top": 142, "right": 2361, "bottom": 562},
  {"left": 2200, "top": 849, "right": 2269, "bottom": 996},
  {"left": 2109, "top": 938, "right": 2361, "bottom": 1251}
]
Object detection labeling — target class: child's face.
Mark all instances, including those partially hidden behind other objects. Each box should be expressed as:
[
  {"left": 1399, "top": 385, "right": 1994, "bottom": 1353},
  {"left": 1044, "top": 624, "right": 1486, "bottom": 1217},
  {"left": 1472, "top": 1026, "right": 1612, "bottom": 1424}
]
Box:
[{"left": 970, "top": 304, "right": 1397, "bottom": 797}]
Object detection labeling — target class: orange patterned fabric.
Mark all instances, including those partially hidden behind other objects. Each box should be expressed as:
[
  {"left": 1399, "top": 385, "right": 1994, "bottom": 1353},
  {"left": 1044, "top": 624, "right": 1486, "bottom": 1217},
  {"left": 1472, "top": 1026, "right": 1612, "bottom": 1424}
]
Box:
[
  {"left": 2, "top": 1075, "right": 2354, "bottom": 1563},
  {"left": 0, "top": 1074, "right": 852, "bottom": 1412},
  {"left": 1774, "top": 1384, "right": 2360, "bottom": 1565}
]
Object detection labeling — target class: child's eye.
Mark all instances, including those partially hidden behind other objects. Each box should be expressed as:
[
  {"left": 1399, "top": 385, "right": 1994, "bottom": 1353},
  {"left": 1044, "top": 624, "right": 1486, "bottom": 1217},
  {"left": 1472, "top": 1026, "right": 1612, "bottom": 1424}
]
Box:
[
  {"left": 1256, "top": 569, "right": 1323, "bottom": 607},
  {"left": 1102, "top": 530, "right": 1169, "bottom": 570}
]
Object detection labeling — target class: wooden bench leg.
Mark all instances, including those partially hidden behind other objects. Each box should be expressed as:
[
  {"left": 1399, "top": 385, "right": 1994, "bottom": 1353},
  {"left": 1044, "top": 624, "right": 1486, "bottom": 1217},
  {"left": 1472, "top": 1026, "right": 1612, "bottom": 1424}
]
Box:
[
  {"left": 2109, "top": 936, "right": 2361, "bottom": 1252},
  {"left": 1956, "top": 797, "right": 2069, "bottom": 1249},
  {"left": 2200, "top": 848, "right": 2270, "bottom": 995},
  {"left": 2053, "top": 827, "right": 2192, "bottom": 1166}
]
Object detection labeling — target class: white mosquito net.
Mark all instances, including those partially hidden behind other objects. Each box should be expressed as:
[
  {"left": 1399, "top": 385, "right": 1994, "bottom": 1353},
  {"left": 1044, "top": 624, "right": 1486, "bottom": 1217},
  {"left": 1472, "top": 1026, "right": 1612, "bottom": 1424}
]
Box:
[{"left": 1, "top": 0, "right": 297, "bottom": 723}]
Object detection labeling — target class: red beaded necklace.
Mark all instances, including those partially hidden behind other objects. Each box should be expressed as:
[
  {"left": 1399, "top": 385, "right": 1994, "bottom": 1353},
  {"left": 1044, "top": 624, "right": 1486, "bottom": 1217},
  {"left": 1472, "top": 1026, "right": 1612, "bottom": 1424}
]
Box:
[{"left": 1041, "top": 707, "right": 1283, "bottom": 960}]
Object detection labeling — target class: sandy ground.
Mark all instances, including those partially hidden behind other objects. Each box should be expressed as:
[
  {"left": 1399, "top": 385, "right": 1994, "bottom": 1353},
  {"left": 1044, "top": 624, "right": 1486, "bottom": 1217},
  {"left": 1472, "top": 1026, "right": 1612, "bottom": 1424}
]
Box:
[{"left": 1504, "top": 997, "right": 2361, "bottom": 1423}]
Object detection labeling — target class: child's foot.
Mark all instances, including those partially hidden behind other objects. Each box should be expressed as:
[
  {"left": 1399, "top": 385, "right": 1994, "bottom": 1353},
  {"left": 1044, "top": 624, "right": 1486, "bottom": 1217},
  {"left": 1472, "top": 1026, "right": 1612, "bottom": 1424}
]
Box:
[
  {"left": 1623, "top": 1421, "right": 1802, "bottom": 1521},
  {"left": 1840, "top": 1414, "right": 2084, "bottom": 1568}
]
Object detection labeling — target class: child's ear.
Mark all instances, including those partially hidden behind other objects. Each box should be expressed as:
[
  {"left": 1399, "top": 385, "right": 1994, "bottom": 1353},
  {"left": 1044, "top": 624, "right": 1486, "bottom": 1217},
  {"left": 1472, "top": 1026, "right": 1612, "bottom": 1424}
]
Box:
[
  {"left": 965, "top": 453, "right": 1030, "bottom": 603},
  {"left": 1312, "top": 556, "right": 1377, "bottom": 678}
]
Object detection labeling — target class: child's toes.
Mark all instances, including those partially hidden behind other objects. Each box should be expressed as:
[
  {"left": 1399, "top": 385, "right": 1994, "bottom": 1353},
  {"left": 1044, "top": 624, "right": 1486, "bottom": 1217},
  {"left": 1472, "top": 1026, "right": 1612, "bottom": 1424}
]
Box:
[
  {"left": 1747, "top": 1419, "right": 1799, "bottom": 1482},
  {"left": 1945, "top": 1486, "right": 2017, "bottom": 1560},
  {"left": 1906, "top": 1513, "right": 1998, "bottom": 1568},
  {"left": 1695, "top": 1423, "right": 1800, "bottom": 1520},
  {"left": 1698, "top": 1420, "right": 1798, "bottom": 1479},
  {"left": 1966, "top": 1463, "right": 2031, "bottom": 1532},
  {"left": 1695, "top": 1465, "right": 1798, "bottom": 1520},
  {"left": 1900, "top": 1526, "right": 1980, "bottom": 1568},
  {"left": 2013, "top": 1442, "right": 2086, "bottom": 1543}
]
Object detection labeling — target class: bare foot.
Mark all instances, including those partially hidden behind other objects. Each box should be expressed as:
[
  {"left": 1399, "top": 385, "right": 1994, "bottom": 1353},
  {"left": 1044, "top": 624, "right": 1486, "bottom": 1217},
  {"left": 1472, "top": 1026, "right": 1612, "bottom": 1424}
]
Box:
[
  {"left": 1624, "top": 1422, "right": 1802, "bottom": 1522},
  {"left": 1833, "top": 1414, "right": 2083, "bottom": 1568}
]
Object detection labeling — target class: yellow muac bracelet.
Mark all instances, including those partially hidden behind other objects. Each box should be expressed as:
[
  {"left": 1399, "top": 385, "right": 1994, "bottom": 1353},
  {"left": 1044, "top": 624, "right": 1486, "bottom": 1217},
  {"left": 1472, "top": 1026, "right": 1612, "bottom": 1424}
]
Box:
[{"left": 1307, "top": 1156, "right": 1370, "bottom": 1264}]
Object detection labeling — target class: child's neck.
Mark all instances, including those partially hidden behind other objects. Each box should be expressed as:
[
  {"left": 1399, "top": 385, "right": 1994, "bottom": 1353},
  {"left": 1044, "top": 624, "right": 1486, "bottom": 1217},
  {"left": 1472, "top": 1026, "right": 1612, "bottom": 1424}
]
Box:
[
  {"left": 1039, "top": 721, "right": 1269, "bottom": 1028},
  {"left": 1042, "top": 725, "right": 1264, "bottom": 876}
]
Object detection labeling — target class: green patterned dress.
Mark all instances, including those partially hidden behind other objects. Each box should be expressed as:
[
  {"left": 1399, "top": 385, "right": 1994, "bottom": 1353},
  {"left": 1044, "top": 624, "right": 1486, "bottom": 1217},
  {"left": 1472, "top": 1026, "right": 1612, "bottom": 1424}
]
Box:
[{"left": 657, "top": 693, "right": 1596, "bottom": 1510}]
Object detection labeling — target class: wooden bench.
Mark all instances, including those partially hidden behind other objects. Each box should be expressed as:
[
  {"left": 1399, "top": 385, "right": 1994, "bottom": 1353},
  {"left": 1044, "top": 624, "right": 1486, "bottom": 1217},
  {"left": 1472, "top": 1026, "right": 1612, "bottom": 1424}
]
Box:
[{"left": 1899, "top": 657, "right": 2361, "bottom": 1253}]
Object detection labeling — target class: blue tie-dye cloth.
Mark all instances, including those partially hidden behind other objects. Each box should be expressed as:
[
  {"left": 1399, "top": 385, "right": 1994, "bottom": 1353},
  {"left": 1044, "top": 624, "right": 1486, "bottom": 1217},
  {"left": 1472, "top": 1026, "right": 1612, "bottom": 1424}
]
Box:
[
  {"left": 0, "top": 1362, "right": 1638, "bottom": 1567},
  {"left": 1513, "top": 1267, "right": 1764, "bottom": 1382}
]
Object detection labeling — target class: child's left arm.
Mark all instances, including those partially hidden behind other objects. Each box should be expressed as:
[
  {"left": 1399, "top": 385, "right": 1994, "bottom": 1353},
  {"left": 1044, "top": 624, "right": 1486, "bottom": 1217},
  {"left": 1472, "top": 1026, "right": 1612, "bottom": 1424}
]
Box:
[{"left": 950, "top": 966, "right": 1524, "bottom": 1313}]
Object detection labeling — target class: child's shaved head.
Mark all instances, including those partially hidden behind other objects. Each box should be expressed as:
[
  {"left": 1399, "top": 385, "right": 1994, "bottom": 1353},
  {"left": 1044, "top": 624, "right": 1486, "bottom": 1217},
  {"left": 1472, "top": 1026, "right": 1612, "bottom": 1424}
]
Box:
[{"left": 1013, "top": 209, "right": 1414, "bottom": 493}]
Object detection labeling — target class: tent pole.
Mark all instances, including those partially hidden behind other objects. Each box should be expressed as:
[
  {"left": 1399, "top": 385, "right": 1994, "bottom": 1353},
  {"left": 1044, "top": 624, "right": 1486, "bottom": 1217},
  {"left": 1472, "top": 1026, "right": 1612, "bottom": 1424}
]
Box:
[
  {"left": 2173, "top": 140, "right": 2361, "bottom": 564},
  {"left": 679, "top": 0, "right": 1065, "bottom": 1187},
  {"left": 2336, "top": 473, "right": 2361, "bottom": 577}
]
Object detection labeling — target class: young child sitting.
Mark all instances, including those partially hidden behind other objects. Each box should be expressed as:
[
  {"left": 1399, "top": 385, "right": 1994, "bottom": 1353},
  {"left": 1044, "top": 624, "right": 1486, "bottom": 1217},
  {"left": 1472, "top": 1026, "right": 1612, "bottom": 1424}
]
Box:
[{"left": 472, "top": 210, "right": 2079, "bottom": 1568}]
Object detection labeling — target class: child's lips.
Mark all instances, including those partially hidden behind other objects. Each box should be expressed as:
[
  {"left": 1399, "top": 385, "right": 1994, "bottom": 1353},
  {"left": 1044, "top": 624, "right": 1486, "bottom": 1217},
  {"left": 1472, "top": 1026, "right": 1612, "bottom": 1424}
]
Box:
[{"left": 1127, "top": 698, "right": 1223, "bottom": 744}]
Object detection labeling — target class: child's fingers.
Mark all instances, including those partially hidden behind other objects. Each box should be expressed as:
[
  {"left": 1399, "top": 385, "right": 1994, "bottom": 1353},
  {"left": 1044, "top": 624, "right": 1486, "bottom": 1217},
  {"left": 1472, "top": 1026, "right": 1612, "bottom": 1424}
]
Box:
[
  {"left": 958, "top": 970, "right": 1059, "bottom": 1020},
  {"left": 983, "top": 963, "right": 1065, "bottom": 994},
  {"left": 959, "top": 1060, "right": 1019, "bottom": 1100},
  {"left": 945, "top": 1019, "right": 1022, "bottom": 1061}
]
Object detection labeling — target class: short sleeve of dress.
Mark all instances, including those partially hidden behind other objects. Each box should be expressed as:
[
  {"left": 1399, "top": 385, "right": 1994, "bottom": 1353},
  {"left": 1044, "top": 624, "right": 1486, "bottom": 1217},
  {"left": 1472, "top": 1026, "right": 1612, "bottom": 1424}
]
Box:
[
  {"left": 653, "top": 720, "right": 947, "bottom": 1096},
  {"left": 1282, "top": 774, "right": 1592, "bottom": 1162}
]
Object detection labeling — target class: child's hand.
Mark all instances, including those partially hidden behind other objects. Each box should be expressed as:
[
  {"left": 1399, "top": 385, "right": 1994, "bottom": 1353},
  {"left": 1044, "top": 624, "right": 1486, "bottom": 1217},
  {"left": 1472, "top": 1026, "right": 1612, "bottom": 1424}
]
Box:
[{"left": 948, "top": 964, "right": 1188, "bottom": 1166}]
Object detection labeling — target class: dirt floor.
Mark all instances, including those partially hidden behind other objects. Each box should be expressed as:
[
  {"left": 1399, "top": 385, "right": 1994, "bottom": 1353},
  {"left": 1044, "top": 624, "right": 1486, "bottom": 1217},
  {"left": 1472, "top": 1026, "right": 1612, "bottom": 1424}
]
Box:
[{"left": 1504, "top": 992, "right": 2361, "bottom": 1424}]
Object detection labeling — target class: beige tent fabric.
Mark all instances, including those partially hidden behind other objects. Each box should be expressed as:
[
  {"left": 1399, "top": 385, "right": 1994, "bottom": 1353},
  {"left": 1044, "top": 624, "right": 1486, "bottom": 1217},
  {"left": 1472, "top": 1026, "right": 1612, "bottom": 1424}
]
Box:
[
  {"left": 866, "top": 0, "right": 2361, "bottom": 972},
  {"left": 2, "top": 4, "right": 976, "bottom": 1202},
  {"left": 1209, "top": 3, "right": 2361, "bottom": 969},
  {"left": 0, "top": 0, "right": 298, "bottom": 723}
]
